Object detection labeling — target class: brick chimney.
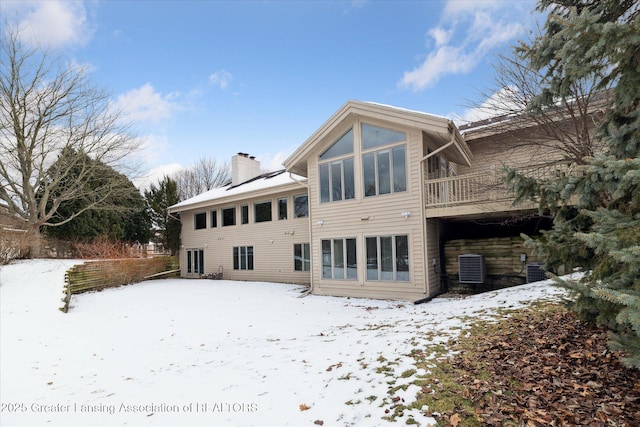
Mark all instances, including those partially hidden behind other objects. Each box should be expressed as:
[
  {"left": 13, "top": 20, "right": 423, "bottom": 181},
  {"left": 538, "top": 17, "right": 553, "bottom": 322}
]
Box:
[{"left": 232, "top": 153, "right": 261, "bottom": 185}]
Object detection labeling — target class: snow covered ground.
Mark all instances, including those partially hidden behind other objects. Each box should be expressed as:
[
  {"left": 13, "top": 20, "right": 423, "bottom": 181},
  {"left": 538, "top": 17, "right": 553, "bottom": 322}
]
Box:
[{"left": 0, "top": 259, "right": 565, "bottom": 427}]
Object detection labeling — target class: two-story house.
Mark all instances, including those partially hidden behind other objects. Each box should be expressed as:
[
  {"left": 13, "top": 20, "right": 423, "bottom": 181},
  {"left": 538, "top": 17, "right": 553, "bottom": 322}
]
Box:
[{"left": 169, "top": 100, "right": 569, "bottom": 301}]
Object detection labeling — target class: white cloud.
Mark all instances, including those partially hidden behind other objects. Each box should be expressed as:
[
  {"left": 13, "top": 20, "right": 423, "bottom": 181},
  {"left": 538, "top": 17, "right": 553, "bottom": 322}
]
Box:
[
  {"left": 451, "top": 86, "right": 524, "bottom": 125},
  {"left": 113, "top": 84, "right": 179, "bottom": 123},
  {"left": 133, "top": 163, "right": 185, "bottom": 191},
  {"left": 257, "top": 148, "right": 296, "bottom": 172},
  {"left": 2, "top": 0, "right": 94, "bottom": 48},
  {"left": 401, "top": 45, "right": 479, "bottom": 91},
  {"left": 399, "top": 0, "right": 534, "bottom": 91},
  {"left": 209, "top": 70, "right": 233, "bottom": 90},
  {"left": 429, "top": 27, "right": 451, "bottom": 47},
  {"left": 442, "top": 0, "right": 502, "bottom": 19}
]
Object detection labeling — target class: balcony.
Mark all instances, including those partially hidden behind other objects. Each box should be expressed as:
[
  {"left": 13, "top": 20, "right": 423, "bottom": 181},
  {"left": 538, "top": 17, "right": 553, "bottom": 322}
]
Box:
[{"left": 424, "top": 162, "right": 574, "bottom": 218}]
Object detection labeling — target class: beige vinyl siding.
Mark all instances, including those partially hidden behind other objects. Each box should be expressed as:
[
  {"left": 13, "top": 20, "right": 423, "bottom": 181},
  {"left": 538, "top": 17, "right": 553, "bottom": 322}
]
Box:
[
  {"left": 178, "top": 188, "right": 310, "bottom": 284},
  {"left": 425, "top": 219, "right": 441, "bottom": 296},
  {"left": 459, "top": 132, "right": 567, "bottom": 176},
  {"left": 307, "top": 119, "right": 429, "bottom": 301}
]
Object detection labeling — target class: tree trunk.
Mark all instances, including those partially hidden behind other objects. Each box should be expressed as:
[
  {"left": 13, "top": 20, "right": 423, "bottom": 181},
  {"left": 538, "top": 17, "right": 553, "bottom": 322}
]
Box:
[{"left": 27, "top": 225, "right": 42, "bottom": 258}]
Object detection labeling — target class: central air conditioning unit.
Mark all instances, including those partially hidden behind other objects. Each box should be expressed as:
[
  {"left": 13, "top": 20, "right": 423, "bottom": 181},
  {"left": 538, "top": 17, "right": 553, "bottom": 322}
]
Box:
[
  {"left": 458, "top": 254, "right": 486, "bottom": 284},
  {"left": 526, "top": 262, "right": 547, "bottom": 283}
]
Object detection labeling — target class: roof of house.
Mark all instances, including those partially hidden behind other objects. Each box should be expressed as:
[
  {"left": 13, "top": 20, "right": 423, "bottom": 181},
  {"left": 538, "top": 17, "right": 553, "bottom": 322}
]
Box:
[
  {"left": 459, "top": 91, "right": 611, "bottom": 141},
  {"left": 168, "top": 170, "right": 307, "bottom": 213},
  {"left": 284, "top": 100, "right": 472, "bottom": 176}
]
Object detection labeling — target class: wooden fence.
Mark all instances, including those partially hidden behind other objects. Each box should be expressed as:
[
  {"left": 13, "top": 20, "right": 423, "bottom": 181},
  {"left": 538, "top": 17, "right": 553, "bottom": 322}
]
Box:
[{"left": 61, "top": 256, "right": 179, "bottom": 312}]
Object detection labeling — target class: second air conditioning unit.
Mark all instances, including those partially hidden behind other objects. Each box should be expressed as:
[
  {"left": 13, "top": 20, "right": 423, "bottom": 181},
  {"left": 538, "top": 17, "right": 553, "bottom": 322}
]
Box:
[{"left": 526, "top": 262, "right": 547, "bottom": 283}]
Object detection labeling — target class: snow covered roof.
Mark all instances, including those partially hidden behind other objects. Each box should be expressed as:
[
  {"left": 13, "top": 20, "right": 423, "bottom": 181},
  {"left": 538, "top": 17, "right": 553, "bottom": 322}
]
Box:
[
  {"left": 168, "top": 169, "right": 307, "bottom": 213},
  {"left": 360, "top": 101, "right": 451, "bottom": 121}
]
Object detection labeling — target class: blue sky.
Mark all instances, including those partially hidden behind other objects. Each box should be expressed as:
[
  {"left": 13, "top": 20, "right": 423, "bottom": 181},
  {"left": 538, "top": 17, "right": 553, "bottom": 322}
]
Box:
[{"left": 1, "top": 0, "right": 540, "bottom": 187}]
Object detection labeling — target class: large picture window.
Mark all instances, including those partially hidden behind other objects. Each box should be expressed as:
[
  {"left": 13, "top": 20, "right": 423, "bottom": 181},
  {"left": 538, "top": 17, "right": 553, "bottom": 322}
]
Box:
[
  {"left": 319, "top": 159, "right": 354, "bottom": 203},
  {"left": 366, "top": 235, "right": 409, "bottom": 281},
  {"left": 321, "top": 238, "right": 357, "bottom": 280},
  {"left": 233, "top": 246, "right": 254, "bottom": 270},
  {"left": 294, "top": 243, "right": 310, "bottom": 271},
  {"left": 362, "top": 123, "right": 406, "bottom": 197},
  {"left": 319, "top": 129, "right": 355, "bottom": 204},
  {"left": 361, "top": 123, "right": 406, "bottom": 149}
]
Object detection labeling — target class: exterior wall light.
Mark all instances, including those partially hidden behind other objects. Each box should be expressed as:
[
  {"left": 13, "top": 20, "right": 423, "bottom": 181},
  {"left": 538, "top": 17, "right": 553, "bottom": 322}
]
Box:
[
  {"left": 401, "top": 211, "right": 411, "bottom": 219},
  {"left": 317, "top": 220, "right": 324, "bottom": 226}
]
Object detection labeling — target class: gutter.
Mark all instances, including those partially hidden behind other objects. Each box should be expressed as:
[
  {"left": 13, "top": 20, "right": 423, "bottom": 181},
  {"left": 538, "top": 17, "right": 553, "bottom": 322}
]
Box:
[
  {"left": 289, "top": 172, "right": 314, "bottom": 296},
  {"left": 414, "top": 291, "right": 445, "bottom": 305}
]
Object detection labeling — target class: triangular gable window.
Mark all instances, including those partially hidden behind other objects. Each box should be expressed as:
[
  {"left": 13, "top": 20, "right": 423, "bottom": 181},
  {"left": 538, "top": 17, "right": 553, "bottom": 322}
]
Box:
[
  {"left": 319, "top": 128, "right": 353, "bottom": 160},
  {"left": 362, "top": 123, "right": 406, "bottom": 149}
]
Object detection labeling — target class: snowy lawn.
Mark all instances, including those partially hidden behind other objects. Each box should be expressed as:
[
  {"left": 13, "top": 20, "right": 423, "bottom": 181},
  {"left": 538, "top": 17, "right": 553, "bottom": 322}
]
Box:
[{"left": 0, "top": 259, "right": 565, "bottom": 427}]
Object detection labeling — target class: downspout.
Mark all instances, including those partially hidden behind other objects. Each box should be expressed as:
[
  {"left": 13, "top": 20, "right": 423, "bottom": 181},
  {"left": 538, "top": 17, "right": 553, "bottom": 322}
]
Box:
[
  {"left": 417, "top": 126, "right": 457, "bottom": 301},
  {"left": 289, "top": 172, "right": 314, "bottom": 296}
]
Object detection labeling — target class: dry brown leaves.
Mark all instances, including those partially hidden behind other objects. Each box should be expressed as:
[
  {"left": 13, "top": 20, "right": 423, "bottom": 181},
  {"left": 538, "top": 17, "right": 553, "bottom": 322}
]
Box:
[{"left": 441, "top": 306, "right": 640, "bottom": 426}]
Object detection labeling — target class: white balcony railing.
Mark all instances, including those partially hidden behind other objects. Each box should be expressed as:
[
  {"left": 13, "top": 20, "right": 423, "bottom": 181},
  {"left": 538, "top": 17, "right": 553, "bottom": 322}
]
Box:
[{"left": 425, "top": 162, "right": 574, "bottom": 209}]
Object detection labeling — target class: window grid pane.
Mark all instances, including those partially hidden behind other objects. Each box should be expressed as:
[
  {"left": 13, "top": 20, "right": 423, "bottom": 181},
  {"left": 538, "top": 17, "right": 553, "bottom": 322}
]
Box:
[
  {"left": 294, "top": 195, "right": 308, "bottom": 218},
  {"left": 392, "top": 146, "right": 407, "bottom": 192},
  {"left": 363, "top": 153, "right": 376, "bottom": 197},
  {"left": 240, "top": 246, "right": 247, "bottom": 269},
  {"left": 223, "top": 207, "right": 236, "bottom": 226},
  {"left": 380, "top": 236, "right": 394, "bottom": 280},
  {"left": 194, "top": 213, "right": 206, "bottom": 230},
  {"left": 303, "top": 243, "right": 311, "bottom": 272},
  {"left": 361, "top": 123, "right": 406, "bottom": 150},
  {"left": 396, "top": 235, "right": 410, "bottom": 281},
  {"left": 322, "top": 240, "right": 332, "bottom": 278},
  {"left": 210, "top": 210, "right": 217, "bottom": 228},
  {"left": 331, "top": 161, "right": 343, "bottom": 201},
  {"left": 247, "top": 246, "right": 254, "bottom": 270},
  {"left": 255, "top": 201, "right": 272, "bottom": 223},
  {"left": 346, "top": 238, "right": 357, "bottom": 279},
  {"left": 344, "top": 158, "right": 355, "bottom": 200},
  {"left": 241, "top": 205, "right": 249, "bottom": 224},
  {"left": 319, "top": 128, "right": 354, "bottom": 160},
  {"left": 278, "top": 198, "right": 288, "bottom": 220},
  {"left": 333, "top": 239, "right": 344, "bottom": 279},
  {"left": 377, "top": 151, "right": 391, "bottom": 195},
  {"left": 233, "top": 247, "right": 239, "bottom": 270},
  {"left": 366, "top": 237, "right": 378, "bottom": 280},
  {"left": 294, "top": 243, "right": 302, "bottom": 271},
  {"left": 319, "top": 164, "right": 330, "bottom": 203}
]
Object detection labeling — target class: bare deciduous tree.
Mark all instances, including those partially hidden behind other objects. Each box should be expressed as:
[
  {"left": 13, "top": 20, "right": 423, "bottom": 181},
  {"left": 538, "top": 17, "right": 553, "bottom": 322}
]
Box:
[
  {"left": 462, "top": 47, "right": 611, "bottom": 165},
  {"left": 173, "top": 157, "right": 231, "bottom": 200},
  {"left": 0, "top": 28, "right": 140, "bottom": 257}
]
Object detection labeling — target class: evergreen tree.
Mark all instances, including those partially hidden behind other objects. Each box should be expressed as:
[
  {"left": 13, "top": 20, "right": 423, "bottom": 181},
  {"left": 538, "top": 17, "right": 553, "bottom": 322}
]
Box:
[
  {"left": 509, "top": 0, "right": 640, "bottom": 366},
  {"left": 42, "top": 148, "right": 152, "bottom": 244},
  {"left": 144, "top": 176, "right": 181, "bottom": 255}
]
